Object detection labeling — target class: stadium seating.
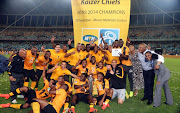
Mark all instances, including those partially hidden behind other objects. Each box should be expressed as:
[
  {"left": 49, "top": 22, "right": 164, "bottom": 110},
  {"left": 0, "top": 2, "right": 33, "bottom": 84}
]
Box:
[{"left": 0, "top": 27, "right": 179, "bottom": 55}]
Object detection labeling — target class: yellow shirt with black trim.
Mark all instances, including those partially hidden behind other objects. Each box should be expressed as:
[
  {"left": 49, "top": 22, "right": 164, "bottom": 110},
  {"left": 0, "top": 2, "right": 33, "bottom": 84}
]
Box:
[
  {"left": 56, "top": 81, "right": 72, "bottom": 97},
  {"left": 51, "top": 89, "right": 67, "bottom": 113},
  {"left": 89, "top": 50, "right": 104, "bottom": 63},
  {"left": 88, "top": 63, "right": 97, "bottom": 79},
  {"left": 47, "top": 49, "right": 61, "bottom": 65},
  {"left": 59, "top": 51, "right": 69, "bottom": 63},
  {"left": 36, "top": 79, "right": 52, "bottom": 99},
  {"left": 67, "top": 49, "right": 85, "bottom": 66},
  {"left": 50, "top": 66, "right": 71, "bottom": 81},
  {"left": 24, "top": 50, "right": 36, "bottom": 70},
  {"left": 95, "top": 79, "right": 109, "bottom": 96},
  {"left": 121, "top": 46, "right": 132, "bottom": 66},
  {"left": 35, "top": 56, "right": 50, "bottom": 70},
  {"left": 96, "top": 67, "right": 107, "bottom": 76},
  {"left": 76, "top": 64, "right": 89, "bottom": 77},
  {"left": 105, "top": 50, "right": 120, "bottom": 64},
  {"left": 73, "top": 79, "right": 89, "bottom": 94}
]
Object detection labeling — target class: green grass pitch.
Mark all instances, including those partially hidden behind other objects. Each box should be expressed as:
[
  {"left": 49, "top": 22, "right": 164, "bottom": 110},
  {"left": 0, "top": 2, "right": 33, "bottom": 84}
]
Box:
[{"left": 0, "top": 57, "right": 179, "bottom": 113}]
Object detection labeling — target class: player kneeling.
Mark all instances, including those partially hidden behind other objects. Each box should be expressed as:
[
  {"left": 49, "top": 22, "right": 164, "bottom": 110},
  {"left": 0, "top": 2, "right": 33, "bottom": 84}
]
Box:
[
  {"left": 93, "top": 72, "right": 112, "bottom": 110},
  {"left": 69, "top": 73, "right": 97, "bottom": 113}
]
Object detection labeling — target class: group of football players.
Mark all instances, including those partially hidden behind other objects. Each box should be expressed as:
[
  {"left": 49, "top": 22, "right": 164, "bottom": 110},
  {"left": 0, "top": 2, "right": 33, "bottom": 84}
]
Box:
[{"left": 0, "top": 36, "right": 131, "bottom": 113}]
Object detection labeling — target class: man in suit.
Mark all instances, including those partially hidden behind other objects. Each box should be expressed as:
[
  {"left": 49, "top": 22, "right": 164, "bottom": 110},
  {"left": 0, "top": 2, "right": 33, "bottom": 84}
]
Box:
[{"left": 145, "top": 51, "right": 173, "bottom": 107}]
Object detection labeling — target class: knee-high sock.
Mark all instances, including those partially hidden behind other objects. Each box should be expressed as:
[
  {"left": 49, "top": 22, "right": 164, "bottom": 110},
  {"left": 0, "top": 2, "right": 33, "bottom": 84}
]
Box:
[
  {"left": 71, "top": 103, "right": 75, "bottom": 108},
  {"left": 105, "top": 96, "right": 111, "bottom": 105},
  {"left": 89, "top": 103, "right": 94, "bottom": 108},
  {"left": 9, "top": 88, "right": 22, "bottom": 96},
  {"left": 10, "top": 104, "right": 23, "bottom": 109},
  {"left": 64, "top": 102, "right": 69, "bottom": 110},
  {"left": 125, "top": 91, "right": 129, "bottom": 99}
]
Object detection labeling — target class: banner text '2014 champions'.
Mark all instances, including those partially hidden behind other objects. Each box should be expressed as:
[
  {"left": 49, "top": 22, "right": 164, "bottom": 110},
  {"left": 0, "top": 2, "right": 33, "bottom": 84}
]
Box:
[
  {"left": 81, "top": 0, "right": 120, "bottom": 5},
  {"left": 78, "top": 10, "right": 125, "bottom": 15}
]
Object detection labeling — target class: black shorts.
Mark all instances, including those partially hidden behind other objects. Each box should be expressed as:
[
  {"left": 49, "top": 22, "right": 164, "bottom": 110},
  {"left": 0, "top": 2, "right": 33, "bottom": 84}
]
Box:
[
  {"left": 36, "top": 69, "right": 43, "bottom": 81},
  {"left": 25, "top": 88, "right": 37, "bottom": 105},
  {"left": 75, "top": 93, "right": 89, "bottom": 104},
  {"left": 24, "top": 69, "right": 36, "bottom": 82},
  {"left": 96, "top": 94, "right": 110, "bottom": 103},
  {"left": 41, "top": 104, "right": 57, "bottom": 113}
]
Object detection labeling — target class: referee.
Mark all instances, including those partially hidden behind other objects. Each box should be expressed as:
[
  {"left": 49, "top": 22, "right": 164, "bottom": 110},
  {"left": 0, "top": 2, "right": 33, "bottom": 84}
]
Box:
[{"left": 8, "top": 49, "right": 27, "bottom": 103}]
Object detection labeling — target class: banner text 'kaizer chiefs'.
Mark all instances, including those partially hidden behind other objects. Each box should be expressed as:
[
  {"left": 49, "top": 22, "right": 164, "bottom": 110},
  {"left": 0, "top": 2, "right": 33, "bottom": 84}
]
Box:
[{"left": 81, "top": 0, "right": 120, "bottom": 5}]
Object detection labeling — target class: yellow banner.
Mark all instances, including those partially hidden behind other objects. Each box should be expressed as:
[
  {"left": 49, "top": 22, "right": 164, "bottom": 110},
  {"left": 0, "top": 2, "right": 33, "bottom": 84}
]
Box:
[{"left": 71, "top": 0, "right": 131, "bottom": 47}]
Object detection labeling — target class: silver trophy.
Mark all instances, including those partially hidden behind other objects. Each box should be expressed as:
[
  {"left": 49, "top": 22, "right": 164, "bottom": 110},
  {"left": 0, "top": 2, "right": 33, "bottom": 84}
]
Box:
[{"left": 88, "top": 75, "right": 93, "bottom": 95}]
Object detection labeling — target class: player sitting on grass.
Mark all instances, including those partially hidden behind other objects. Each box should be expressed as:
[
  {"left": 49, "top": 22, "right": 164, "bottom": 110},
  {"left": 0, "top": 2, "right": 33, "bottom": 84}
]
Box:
[
  {"left": 69, "top": 73, "right": 97, "bottom": 113},
  {"left": 93, "top": 72, "right": 112, "bottom": 110},
  {"left": 30, "top": 84, "right": 69, "bottom": 113},
  {"left": 0, "top": 67, "right": 56, "bottom": 110},
  {"left": 0, "top": 86, "right": 38, "bottom": 112}
]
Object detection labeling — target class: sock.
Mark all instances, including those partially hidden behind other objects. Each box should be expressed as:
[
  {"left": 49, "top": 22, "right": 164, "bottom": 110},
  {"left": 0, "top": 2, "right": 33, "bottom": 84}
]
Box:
[
  {"left": 24, "top": 82, "right": 29, "bottom": 87},
  {"left": 31, "top": 81, "right": 36, "bottom": 89},
  {"left": 125, "top": 91, "right": 129, "bottom": 98},
  {"left": 9, "top": 92, "right": 14, "bottom": 96},
  {"left": 9, "top": 88, "right": 21, "bottom": 96},
  {"left": 105, "top": 99, "right": 110, "bottom": 105},
  {"left": 16, "top": 88, "right": 21, "bottom": 94},
  {"left": 31, "top": 102, "right": 40, "bottom": 113},
  {"left": 130, "top": 91, "right": 133, "bottom": 97},
  {"left": 94, "top": 100, "right": 97, "bottom": 105},
  {"left": 71, "top": 106, "right": 75, "bottom": 108},
  {"left": 10, "top": 104, "right": 22, "bottom": 109},
  {"left": 89, "top": 103, "right": 94, "bottom": 108},
  {"left": 64, "top": 102, "right": 69, "bottom": 110}
]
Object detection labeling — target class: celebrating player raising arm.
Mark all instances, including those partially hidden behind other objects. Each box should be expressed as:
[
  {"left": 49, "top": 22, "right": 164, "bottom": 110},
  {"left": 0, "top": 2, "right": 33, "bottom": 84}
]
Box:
[
  {"left": 72, "top": 59, "right": 89, "bottom": 77},
  {"left": 35, "top": 50, "right": 52, "bottom": 90}
]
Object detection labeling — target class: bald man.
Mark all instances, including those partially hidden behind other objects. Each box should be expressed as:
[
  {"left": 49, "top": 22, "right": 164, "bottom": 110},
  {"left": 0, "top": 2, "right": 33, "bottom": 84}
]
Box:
[
  {"left": 138, "top": 43, "right": 164, "bottom": 105},
  {"left": 8, "top": 49, "right": 27, "bottom": 103}
]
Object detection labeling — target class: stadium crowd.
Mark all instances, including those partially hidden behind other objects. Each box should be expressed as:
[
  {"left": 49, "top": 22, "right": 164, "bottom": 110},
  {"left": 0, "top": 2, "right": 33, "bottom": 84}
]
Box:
[
  {"left": 0, "top": 29, "right": 73, "bottom": 40},
  {"left": 0, "top": 27, "right": 180, "bottom": 55},
  {"left": 128, "top": 27, "right": 180, "bottom": 39},
  {"left": 0, "top": 36, "right": 173, "bottom": 113}
]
